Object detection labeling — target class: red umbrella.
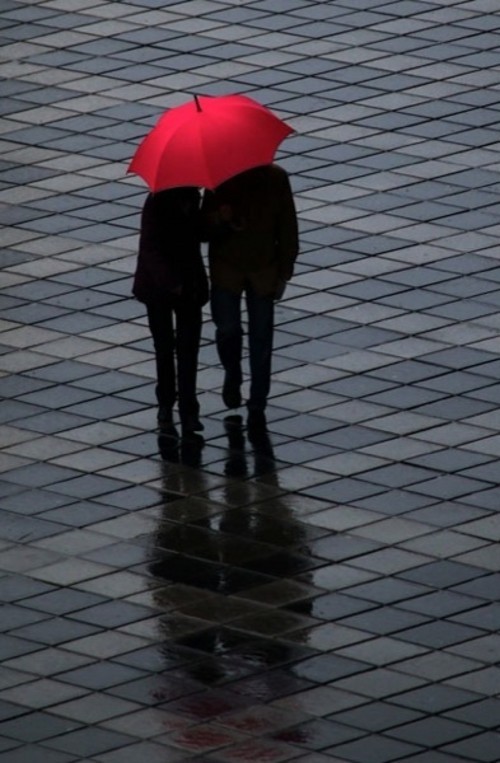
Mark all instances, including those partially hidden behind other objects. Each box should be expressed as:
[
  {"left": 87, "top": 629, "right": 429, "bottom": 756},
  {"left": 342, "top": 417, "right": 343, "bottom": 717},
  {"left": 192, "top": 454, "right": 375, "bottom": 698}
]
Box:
[{"left": 127, "top": 94, "right": 293, "bottom": 191}]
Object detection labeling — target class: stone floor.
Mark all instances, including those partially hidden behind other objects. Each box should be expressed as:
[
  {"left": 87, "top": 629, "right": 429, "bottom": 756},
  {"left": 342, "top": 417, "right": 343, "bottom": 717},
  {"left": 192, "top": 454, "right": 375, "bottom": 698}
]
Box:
[{"left": 1, "top": 0, "right": 500, "bottom": 761}]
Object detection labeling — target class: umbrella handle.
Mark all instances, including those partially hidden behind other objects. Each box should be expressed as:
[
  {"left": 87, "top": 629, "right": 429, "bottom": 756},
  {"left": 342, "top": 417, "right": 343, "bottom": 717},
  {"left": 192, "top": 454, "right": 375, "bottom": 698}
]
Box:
[{"left": 194, "top": 95, "right": 202, "bottom": 112}]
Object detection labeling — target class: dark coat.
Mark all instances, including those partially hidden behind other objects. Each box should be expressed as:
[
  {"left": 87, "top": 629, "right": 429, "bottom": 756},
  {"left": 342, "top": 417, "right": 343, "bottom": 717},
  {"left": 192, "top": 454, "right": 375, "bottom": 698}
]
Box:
[
  {"left": 133, "top": 188, "right": 209, "bottom": 305},
  {"left": 201, "top": 164, "right": 299, "bottom": 296}
]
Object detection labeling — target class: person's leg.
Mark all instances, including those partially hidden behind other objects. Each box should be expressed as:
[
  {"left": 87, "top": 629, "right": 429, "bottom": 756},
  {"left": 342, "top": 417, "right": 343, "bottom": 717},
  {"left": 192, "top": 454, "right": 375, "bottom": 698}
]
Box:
[
  {"left": 246, "top": 286, "right": 274, "bottom": 414},
  {"left": 146, "top": 301, "right": 176, "bottom": 420},
  {"left": 174, "top": 297, "right": 203, "bottom": 430},
  {"left": 210, "top": 286, "right": 243, "bottom": 408}
]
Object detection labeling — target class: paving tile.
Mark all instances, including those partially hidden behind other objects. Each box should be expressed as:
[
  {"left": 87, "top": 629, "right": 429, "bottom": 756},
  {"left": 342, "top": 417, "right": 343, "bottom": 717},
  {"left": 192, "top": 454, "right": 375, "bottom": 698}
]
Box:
[
  {"left": 398, "top": 589, "right": 486, "bottom": 618},
  {"left": 441, "top": 731, "right": 500, "bottom": 762},
  {"left": 445, "top": 697, "right": 500, "bottom": 729},
  {"left": 386, "top": 715, "right": 480, "bottom": 747},
  {"left": 2, "top": 647, "right": 93, "bottom": 679},
  {"left": 444, "top": 665, "right": 500, "bottom": 696},
  {"left": 336, "top": 636, "right": 427, "bottom": 666},
  {"left": 0, "top": 747, "right": 78, "bottom": 763},
  {"left": 272, "top": 717, "right": 364, "bottom": 750},
  {"left": 0, "top": 711, "right": 82, "bottom": 744},
  {"left": 325, "top": 734, "right": 423, "bottom": 763},
  {"left": 394, "top": 649, "right": 483, "bottom": 683},
  {"left": 49, "top": 694, "right": 142, "bottom": 725},
  {"left": 43, "top": 727, "right": 135, "bottom": 757},
  {"left": 91, "top": 740, "right": 189, "bottom": 762},
  {"left": 338, "top": 607, "right": 430, "bottom": 637},
  {"left": 0, "top": 678, "right": 89, "bottom": 710}
]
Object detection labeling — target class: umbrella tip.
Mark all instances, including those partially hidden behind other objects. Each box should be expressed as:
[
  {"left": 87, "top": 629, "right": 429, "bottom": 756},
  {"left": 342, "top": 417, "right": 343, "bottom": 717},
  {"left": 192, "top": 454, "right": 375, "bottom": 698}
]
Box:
[{"left": 194, "top": 94, "right": 202, "bottom": 112}]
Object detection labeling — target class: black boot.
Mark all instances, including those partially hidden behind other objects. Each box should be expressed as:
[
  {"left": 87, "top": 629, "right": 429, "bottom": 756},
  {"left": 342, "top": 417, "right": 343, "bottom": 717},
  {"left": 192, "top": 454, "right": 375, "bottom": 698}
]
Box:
[{"left": 222, "top": 374, "right": 242, "bottom": 409}]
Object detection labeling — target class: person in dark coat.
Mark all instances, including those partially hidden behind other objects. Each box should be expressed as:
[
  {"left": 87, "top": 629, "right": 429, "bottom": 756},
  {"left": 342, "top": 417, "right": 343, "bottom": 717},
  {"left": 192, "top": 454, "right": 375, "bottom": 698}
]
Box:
[
  {"left": 133, "top": 187, "right": 208, "bottom": 435},
  {"left": 201, "top": 164, "right": 298, "bottom": 427}
]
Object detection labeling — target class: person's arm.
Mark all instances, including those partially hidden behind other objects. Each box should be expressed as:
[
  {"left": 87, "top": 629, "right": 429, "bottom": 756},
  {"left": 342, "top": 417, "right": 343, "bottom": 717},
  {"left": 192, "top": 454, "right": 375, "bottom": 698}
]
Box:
[
  {"left": 138, "top": 193, "right": 159, "bottom": 258},
  {"left": 138, "top": 192, "right": 184, "bottom": 294},
  {"left": 200, "top": 190, "right": 235, "bottom": 240},
  {"left": 275, "top": 170, "right": 299, "bottom": 288}
]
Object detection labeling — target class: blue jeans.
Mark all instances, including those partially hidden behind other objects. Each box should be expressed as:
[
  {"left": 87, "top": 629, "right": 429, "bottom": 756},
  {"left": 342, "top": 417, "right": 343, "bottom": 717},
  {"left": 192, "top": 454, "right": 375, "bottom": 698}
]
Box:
[{"left": 210, "top": 285, "right": 274, "bottom": 411}]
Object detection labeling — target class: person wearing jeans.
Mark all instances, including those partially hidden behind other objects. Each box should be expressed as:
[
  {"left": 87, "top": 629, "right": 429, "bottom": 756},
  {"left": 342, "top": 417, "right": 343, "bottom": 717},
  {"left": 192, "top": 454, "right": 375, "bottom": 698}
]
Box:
[
  {"left": 210, "top": 285, "right": 274, "bottom": 413},
  {"left": 202, "top": 164, "right": 298, "bottom": 426}
]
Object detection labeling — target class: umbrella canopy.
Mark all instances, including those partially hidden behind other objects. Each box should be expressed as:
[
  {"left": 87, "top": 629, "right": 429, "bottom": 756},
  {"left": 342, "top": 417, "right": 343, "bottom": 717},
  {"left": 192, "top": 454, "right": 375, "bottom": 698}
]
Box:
[{"left": 127, "top": 94, "right": 293, "bottom": 191}]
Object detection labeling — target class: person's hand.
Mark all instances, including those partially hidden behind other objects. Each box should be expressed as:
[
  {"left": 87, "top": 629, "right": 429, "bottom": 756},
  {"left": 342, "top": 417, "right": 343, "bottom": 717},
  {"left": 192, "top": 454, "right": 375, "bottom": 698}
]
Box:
[{"left": 274, "top": 279, "right": 287, "bottom": 301}]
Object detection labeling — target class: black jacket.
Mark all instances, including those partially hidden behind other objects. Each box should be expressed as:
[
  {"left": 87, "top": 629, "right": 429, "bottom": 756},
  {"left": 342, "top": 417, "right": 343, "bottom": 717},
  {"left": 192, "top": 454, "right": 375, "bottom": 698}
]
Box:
[
  {"left": 133, "top": 188, "right": 208, "bottom": 305},
  {"left": 201, "top": 165, "right": 298, "bottom": 296}
]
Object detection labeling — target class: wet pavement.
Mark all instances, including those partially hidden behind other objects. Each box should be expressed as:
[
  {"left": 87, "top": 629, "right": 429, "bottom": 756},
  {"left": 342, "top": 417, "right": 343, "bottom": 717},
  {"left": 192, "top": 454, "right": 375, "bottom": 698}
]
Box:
[{"left": 1, "top": 0, "right": 500, "bottom": 761}]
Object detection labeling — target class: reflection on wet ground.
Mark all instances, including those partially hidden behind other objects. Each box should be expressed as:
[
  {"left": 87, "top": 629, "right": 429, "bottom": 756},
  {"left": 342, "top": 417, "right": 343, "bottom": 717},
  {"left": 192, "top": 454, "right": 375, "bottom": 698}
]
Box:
[{"left": 143, "top": 420, "right": 360, "bottom": 758}]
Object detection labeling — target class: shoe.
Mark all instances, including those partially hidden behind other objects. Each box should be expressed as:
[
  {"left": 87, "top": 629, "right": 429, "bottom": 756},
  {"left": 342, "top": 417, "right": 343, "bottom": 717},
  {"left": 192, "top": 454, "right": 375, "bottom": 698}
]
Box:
[
  {"left": 181, "top": 416, "right": 204, "bottom": 435},
  {"left": 157, "top": 406, "right": 173, "bottom": 425},
  {"left": 247, "top": 409, "right": 266, "bottom": 429},
  {"left": 222, "top": 376, "right": 241, "bottom": 409}
]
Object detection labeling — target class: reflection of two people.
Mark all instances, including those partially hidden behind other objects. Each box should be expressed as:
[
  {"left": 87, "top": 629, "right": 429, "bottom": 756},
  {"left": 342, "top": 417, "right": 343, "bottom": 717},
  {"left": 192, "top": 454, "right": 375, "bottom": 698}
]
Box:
[{"left": 151, "top": 415, "right": 308, "bottom": 687}]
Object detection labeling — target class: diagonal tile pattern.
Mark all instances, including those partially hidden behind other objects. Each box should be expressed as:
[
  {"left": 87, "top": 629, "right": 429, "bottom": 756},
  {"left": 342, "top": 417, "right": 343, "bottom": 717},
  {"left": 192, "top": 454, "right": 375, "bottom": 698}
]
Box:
[{"left": 1, "top": 0, "right": 500, "bottom": 761}]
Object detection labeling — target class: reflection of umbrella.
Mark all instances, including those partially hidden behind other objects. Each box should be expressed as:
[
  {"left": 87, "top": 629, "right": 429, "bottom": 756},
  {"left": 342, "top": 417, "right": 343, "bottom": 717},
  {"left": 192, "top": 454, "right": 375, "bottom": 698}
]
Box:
[{"left": 127, "top": 94, "right": 293, "bottom": 191}]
